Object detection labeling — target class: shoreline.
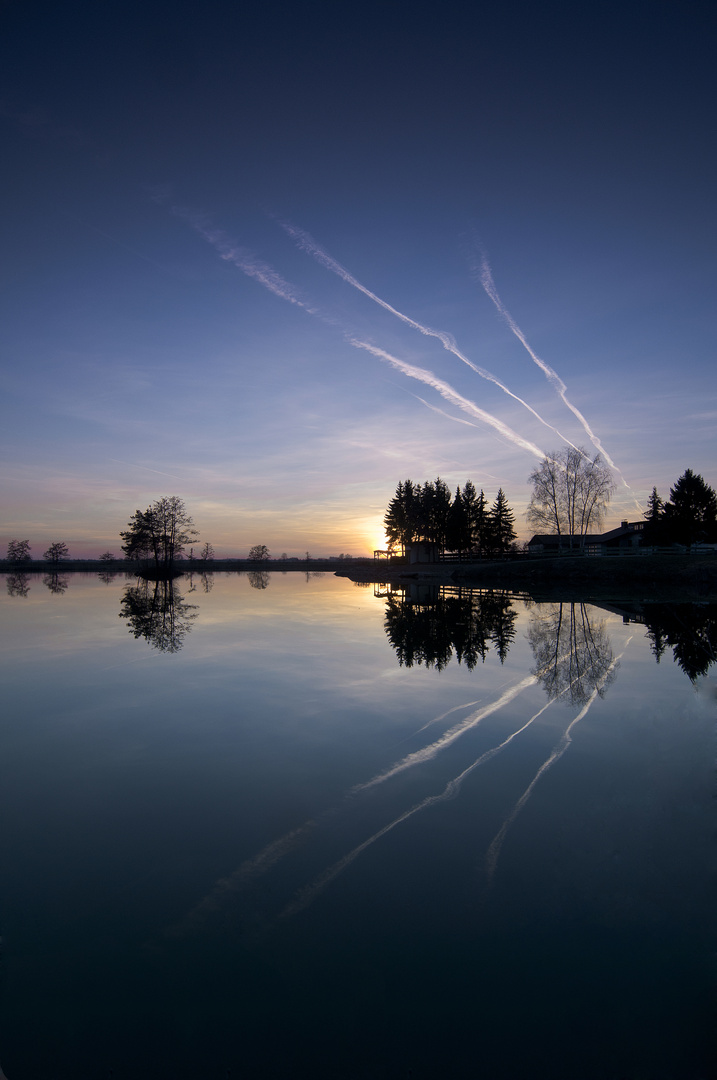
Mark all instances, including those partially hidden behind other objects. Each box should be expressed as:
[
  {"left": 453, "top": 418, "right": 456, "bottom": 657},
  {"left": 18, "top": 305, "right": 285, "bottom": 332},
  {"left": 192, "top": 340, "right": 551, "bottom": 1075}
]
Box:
[{"left": 2, "top": 552, "right": 716, "bottom": 602}]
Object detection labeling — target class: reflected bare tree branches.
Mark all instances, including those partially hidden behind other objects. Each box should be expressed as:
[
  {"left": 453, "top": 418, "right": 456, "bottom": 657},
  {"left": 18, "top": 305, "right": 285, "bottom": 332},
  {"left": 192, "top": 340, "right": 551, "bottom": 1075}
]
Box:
[
  {"left": 43, "top": 572, "right": 69, "bottom": 595},
  {"left": 119, "top": 579, "right": 198, "bottom": 653},
  {"left": 527, "top": 601, "right": 616, "bottom": 704},
  {"left": 248, "top": 570, "right": 270, "bottom": 590},
  {"left": 6, "top": 572, "right": 31, "bottom": 597}
]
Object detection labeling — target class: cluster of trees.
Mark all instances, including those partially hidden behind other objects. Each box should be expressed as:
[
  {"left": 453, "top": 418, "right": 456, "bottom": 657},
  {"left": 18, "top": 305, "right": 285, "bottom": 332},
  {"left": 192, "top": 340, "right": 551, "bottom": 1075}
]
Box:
[
  {"left": 121, "top": 496, "right": 198, "bottom": 571},
  {"left": 384, "top": 478, "right": 516, "bottom": 558},
  {"left": 643, "top": 470, "right": 717, "bottom": 547},
  {"left": 526, "top": 446, "right": 614, "bottom": 549}
]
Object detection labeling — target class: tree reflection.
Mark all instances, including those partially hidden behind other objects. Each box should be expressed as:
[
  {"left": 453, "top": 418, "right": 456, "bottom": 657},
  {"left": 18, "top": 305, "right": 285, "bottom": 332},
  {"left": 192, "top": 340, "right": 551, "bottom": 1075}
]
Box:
[
  {"left": 384, "top": 587, "right": 518, "bottom": 670},
  {"left": 248, "top": 570, "right": 270, "bottom": 590},
  {"left": 6, "top": 572, "right": 31, "bottom": 597},
  {"left": 43, "top": 572, "right": 69, "bottom": 595},
  {"left": 643, "top": 603, "right": 717, "bottom": 682},
  {"left": 527, "top": 601, "right": 615, "bottom": 704},
  {"left": 119, "top": 578, "right": 198, "bottom": 653},
  {"left": 186, "top": 571, "right": 214, "bottom": 594}
]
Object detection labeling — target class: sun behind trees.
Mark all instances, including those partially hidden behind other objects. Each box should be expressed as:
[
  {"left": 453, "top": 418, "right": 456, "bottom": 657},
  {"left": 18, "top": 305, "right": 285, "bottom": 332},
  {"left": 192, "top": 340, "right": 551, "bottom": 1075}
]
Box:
[{"left": 383, "top": 478, "right": 517, "bottom": 558}]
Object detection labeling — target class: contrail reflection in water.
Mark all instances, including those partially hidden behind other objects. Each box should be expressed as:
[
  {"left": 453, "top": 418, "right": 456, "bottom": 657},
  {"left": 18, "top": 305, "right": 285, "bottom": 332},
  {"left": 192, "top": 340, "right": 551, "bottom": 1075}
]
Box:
[
  {"left": 352, "top": 675, "right": 539, "bottom": 793},
  {"left": 484, "top": 643, "right": 631, "bottom": 882},
  {"left": 282, "top": 696, "right": 562, "bottom": 917}
]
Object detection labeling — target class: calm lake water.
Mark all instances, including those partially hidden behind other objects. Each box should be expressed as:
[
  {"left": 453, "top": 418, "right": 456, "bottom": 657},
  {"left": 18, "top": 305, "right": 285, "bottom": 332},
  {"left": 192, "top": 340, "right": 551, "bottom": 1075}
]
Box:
[{"left": 1, "top": 571, "right": 714, "bottom": 1079}]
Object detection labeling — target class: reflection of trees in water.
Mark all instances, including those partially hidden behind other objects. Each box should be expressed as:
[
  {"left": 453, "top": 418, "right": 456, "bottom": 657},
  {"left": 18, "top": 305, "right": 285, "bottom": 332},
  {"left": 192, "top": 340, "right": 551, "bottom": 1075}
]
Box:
[
  {"left": 248, "top": 570, "right": 270, "bottom": 590},
  {"left": 643, "top": 603, "right": 717, "bottom": 682},
  {"left": 43, "top": 573, "right": 69, "bottom": 595},
  {"left": 527, "top": 601, "right": 615, "bottom": 704},
  {"left": 119, "top": 579, "right": 198, "bottom": 653},
  {"left": 98, "top": 570, "right": 119, "bottom": 584},
  {"left": 186, "top": 571, "right": 214, "bottom": 594},
  {"left": 6, "top": 572, "right": 31, "bottom": 597},
  {"left": 384, "top": 588, "right": 518, "bottom": 670}
]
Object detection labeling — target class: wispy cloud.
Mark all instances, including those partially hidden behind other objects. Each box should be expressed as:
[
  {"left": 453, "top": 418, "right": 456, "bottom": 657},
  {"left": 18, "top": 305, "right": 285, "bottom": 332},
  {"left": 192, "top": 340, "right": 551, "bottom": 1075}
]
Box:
[{"left": 280, "top": 219, "right": 580, "bottom": 448}]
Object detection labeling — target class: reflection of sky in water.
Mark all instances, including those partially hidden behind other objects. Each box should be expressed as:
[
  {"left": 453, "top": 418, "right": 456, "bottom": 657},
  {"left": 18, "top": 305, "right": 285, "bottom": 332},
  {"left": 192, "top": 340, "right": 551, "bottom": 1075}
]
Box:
[{"left": 0, "top": 573, "right": 713, "bottom": 1079}]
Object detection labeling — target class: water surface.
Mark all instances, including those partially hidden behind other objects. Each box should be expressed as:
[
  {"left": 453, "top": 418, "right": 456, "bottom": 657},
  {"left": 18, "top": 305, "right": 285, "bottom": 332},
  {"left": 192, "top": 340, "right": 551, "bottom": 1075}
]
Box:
[{"left": 1, "top": 572, "right": 714, "bottom": 1078}]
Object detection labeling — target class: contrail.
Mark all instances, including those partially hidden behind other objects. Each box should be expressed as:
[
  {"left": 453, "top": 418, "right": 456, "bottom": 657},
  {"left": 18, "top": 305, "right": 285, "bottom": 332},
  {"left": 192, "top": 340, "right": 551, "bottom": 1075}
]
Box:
[
  {"left": 352, "top": 674, "right": 539, "bottom": 793},
  {"left": 164, "top": 820, "right": 317, "bottom": 938},
  {"left": 484, "top": 643, "right": 630, "bottom": 881},
  {"left": 280, "top": 219, "right": 581, "bottom": 449},
  {"left": 350, "top": 340, "right": 546, "bottom": 460},
  {"left": 413, "top": 395, "right": 478, "bottom": 427},
  {"left": 109, "top": 459, "right": 191, "bottom": 482},
  {"left": 282, "top": 696, "right": 559, "bottom": 917},
  {"left": 173, "top": 208, "right": 547, "bottom": 460},
  {"left": 173, "top": 206, "right": 315, "bottom": 310},
  {"left": 478, "top": 254, "right": 630, "bottom": 486}
]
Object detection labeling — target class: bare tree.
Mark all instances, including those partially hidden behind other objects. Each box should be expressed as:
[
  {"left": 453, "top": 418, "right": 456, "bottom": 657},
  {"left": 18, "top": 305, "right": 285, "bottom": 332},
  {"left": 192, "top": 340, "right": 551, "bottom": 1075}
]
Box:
[
  {"left": 43, "top": 541, "right": 70, "bottom": 563},
  {"left": 199, "top": 542, "right": 215, "bottom": 561},
  {"left": 7, "top": 539, "right": 31, "bottom": 562},
  {"left": 99, "top": 551, "right": 115, "bottom": 562},
  {"left": 248, "top": 544, "right": 270, "bottom": 561},
  {"left": 527, "top": 447, "right": 614, "bottom": 550}
]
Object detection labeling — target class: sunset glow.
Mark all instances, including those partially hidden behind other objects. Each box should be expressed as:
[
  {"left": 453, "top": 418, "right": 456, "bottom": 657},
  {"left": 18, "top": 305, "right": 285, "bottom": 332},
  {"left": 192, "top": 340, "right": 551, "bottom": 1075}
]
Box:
[{"left": 0, "top": 4, "right": 714, "bottom": 557}]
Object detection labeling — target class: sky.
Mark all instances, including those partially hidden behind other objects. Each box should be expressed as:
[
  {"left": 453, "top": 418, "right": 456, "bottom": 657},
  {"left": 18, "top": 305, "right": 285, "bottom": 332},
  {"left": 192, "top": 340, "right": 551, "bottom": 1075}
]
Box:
[{"left": 1, "top": 0, "right": 716, "bottom": 557}]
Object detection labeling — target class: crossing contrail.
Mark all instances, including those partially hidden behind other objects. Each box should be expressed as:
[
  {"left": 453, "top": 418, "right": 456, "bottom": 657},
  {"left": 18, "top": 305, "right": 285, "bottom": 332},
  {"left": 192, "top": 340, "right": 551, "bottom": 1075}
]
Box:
[
  {"left": 280, "top": 219, "right": 581, "bottom": 449},
  {"left": 175, "top": 207, "right": 547, "bottom": 461},
  {"left": 282, "top": 695, "right": 559, "bottom": 917},
  {"left": 477, "top": 254, "right": 632, "bottom": 487},
  {"left": 350, "top": 340, "right": 546, "bottom": 460}
]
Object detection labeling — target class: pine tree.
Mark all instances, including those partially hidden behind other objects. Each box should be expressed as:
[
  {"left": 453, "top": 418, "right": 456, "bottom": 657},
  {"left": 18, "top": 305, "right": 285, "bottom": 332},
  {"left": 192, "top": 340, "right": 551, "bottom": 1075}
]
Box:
[
  {"left": 474, "top": 489, "right": 489, "bottom": 556},
  {"left": 446, "top": 487, "right": 471, "bottom": 555},
  {"left": 486, "top": 489, "right": 517, "bottom": 556},
  {"left": 643, "top": 486, "right": 665, "bottom": 544},
  {"left": 663, "top": 470, "right": 717, "bottom": 546}
]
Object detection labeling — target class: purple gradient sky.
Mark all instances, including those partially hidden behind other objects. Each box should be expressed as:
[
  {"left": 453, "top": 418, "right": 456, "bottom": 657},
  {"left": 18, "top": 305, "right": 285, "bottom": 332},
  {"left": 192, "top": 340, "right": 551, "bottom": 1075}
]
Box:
[{"left": 1, "top": 1, "right": 715, "bottom": 557}]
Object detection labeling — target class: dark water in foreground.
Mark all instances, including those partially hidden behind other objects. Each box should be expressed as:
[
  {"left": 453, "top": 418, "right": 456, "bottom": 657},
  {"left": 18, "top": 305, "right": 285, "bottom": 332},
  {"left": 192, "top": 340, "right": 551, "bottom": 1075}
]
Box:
[{"left": 0, "top": 572, "right": 714, "bottom": 1079}]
